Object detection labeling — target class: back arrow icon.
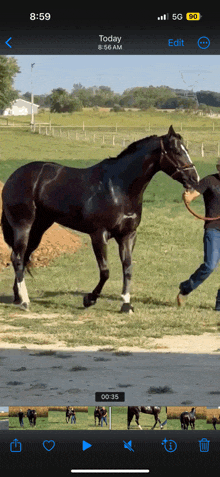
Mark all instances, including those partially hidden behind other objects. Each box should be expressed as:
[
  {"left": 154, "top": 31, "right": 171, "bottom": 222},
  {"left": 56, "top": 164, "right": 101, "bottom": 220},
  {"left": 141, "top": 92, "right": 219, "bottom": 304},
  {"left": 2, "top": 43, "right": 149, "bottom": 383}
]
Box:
[{"left": 5, "top": 37, "right": 12, "bottom": 48}]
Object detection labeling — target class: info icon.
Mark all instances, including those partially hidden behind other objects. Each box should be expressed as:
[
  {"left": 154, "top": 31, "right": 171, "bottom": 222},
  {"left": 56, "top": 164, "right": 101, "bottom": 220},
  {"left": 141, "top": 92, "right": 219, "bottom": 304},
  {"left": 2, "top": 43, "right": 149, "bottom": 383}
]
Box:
[{"left": 161, "top": 438, "right": 177, "bottom": 453}]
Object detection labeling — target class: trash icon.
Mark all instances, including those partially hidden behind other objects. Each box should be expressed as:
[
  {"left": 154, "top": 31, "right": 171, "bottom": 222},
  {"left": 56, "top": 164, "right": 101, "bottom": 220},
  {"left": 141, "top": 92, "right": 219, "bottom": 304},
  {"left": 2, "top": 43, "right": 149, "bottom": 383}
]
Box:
[{"left": 198, "top": 438, "right": 210, "bottom": 452}]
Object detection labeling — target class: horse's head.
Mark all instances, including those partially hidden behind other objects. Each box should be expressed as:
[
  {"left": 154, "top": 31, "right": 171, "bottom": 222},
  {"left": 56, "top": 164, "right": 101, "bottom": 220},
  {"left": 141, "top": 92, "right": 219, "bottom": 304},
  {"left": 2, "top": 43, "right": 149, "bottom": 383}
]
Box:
[{"left": 160, "top": 125, "right": 200, "bottom": 189}]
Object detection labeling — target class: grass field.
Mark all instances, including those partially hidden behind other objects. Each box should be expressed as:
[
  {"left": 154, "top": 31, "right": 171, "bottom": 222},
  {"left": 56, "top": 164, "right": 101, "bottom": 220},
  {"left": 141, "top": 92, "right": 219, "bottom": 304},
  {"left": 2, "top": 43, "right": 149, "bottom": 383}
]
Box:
[
  {"left": 166, "top": 419, "right": 215, "bottom": 431},
  {"left": 48, "top": 410, "right": 88, "bottom": 430},
  {"left": 9, "top": 411, "right": 88, "bottom": 430},
  {"left": 0, "top": 110, "right": 220, "bottom": 350},
  {"left": 9, "top": 416, "right": 48, "bottom": 430}
]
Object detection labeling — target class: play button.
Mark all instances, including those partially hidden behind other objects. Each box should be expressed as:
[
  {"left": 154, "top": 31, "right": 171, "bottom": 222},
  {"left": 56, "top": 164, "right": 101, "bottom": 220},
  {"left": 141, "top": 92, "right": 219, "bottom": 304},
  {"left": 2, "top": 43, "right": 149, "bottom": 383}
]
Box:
[{"left": 82, "top": 440, "right": 92, "bottom": 451}]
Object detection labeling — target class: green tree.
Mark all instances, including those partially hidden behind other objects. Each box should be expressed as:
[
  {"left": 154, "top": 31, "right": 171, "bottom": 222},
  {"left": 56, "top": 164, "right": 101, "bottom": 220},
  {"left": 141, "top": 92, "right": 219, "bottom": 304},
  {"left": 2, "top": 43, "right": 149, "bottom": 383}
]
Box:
[
  {"left": 50, "top": 88, "right": 82, "bottom": 112},
  {"left": 0, "top": 56, "right": 20, "bottom": 110}
]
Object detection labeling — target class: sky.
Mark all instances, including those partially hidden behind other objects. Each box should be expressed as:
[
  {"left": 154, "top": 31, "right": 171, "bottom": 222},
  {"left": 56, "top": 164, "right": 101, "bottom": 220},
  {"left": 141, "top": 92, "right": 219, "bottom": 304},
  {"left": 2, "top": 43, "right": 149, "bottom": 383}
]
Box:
[{"left": 11, "top": 55, "right": 220, "bottom": 97}]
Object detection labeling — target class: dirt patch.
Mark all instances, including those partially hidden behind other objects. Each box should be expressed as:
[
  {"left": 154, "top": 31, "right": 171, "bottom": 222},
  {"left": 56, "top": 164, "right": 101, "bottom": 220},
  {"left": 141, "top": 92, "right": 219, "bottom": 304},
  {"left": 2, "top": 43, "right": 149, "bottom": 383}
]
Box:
[
  {"left": 0, "top": 181, "right": 82, "bottom": 270},
  {"left": 0, "top": 328, "right": 219, "bottom": 353}
]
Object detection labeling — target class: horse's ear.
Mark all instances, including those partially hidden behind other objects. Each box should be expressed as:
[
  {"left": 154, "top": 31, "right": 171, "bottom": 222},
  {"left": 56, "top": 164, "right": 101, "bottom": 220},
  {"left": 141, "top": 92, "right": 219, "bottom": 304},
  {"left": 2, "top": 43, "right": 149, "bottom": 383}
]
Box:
[{"left": 168, "top": 125, "right": 176, "bottom": 137}]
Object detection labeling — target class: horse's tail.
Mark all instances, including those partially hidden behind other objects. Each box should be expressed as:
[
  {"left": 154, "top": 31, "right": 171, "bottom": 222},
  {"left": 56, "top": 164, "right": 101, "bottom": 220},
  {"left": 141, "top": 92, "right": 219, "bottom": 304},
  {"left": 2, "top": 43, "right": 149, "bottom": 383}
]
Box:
[
  {"left": 1, "top": 209, "right": 13, "bottom": 249},
  {"left": 1, "top": 209, "right": 33, "bottom": 276}
]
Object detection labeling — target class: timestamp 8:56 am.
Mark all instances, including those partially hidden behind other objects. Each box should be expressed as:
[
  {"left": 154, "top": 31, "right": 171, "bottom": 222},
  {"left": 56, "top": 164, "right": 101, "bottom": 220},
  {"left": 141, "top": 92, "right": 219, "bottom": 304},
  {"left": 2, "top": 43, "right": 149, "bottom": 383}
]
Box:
[{"left": 98, "top": 44, "right": 122, "bottom": 51}]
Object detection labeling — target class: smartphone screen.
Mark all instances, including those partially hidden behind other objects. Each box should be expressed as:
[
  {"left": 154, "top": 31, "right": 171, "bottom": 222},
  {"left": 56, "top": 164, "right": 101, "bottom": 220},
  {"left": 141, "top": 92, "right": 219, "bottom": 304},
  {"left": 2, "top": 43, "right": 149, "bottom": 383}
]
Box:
[{"left": 0, "top": 7, "right": 219, "bottom": 475}]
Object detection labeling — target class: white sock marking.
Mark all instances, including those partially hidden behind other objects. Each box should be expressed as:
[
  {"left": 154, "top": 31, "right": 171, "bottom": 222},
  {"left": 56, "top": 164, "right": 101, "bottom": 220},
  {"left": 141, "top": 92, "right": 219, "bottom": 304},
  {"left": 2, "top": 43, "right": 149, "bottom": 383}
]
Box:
[
  {"left": 121, "top": 293, "right": 130, "bottom": 303},
  {"left": 17, "top": 279, "right": 30, "bottom": 304}
]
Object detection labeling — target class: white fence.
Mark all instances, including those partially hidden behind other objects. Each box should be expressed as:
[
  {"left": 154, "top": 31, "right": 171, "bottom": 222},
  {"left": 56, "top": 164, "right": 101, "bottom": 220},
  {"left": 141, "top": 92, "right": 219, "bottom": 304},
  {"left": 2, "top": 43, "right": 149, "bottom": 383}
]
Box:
[
  {"left": 29, "top": 122, "right": 220, "bottom": 158},
  {"left": 1, "top": 120, "right": 220, "bottom": 158}
]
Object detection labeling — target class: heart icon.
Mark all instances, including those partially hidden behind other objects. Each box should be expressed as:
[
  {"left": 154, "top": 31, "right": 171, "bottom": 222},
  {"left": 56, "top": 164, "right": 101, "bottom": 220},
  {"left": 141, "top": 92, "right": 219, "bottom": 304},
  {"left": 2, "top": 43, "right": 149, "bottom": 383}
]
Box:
[{"left": 42, "top": 440, "right": 55, "bottom": 451}]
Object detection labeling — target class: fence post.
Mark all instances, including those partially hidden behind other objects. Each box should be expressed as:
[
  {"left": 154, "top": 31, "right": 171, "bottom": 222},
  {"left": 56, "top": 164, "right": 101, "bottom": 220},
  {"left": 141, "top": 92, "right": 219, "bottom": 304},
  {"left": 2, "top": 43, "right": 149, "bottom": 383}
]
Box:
[
  {"left": 102, "top": 135, "right": 105, "bottom": 144},
  {"left": 113, "top": 135, "right": 115, "bottom": 146},
  {"left": 201, "top": 143, "right": 204, "bottom": 157},
  {"left": 93, "top": 134, "right": 96, "bottom": 143},
  {"left": 116, "top": 123, "right": 117, "bottom": 132},
  {"left": 83, "top": 121, "right": 85, "bottom": 131}
]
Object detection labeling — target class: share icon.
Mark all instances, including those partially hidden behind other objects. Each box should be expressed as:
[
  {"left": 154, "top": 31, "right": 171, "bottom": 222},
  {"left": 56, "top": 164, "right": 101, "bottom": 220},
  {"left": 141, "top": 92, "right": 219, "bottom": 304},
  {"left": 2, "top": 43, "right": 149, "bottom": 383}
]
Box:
[{"left": 123, "top": 440, "right": 134, "bottom": 452}]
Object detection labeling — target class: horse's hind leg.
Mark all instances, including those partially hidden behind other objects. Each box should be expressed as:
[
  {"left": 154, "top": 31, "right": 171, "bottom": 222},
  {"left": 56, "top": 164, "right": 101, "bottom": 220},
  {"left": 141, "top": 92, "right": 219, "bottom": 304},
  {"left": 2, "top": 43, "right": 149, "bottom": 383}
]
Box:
[
  {"left": 83, "top": 230, "right": 109, "bottom": 308},
  {"left": 116, "top": 231, "right": 136, "bottom": 313},
  {"left": 135, "top": 413, "right": 142, "bottom": 430},
  {"left": 11, "top": 227, "right": 32, "bottom": 310}
]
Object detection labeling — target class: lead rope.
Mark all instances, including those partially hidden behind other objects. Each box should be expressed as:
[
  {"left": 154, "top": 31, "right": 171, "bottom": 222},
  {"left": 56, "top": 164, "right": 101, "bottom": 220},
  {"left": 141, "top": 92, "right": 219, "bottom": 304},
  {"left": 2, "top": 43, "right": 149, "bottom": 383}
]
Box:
[{"left": 183, "top": 196, "right": 220, "bottom": 221}]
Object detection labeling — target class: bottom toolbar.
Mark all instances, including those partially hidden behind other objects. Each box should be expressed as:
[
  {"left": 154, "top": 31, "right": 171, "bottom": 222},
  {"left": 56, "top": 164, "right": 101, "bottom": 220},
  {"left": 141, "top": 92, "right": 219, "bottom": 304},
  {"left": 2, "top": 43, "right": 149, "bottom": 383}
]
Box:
[{"left": 1, "top": 431, "right": 219, "bottom": 476}]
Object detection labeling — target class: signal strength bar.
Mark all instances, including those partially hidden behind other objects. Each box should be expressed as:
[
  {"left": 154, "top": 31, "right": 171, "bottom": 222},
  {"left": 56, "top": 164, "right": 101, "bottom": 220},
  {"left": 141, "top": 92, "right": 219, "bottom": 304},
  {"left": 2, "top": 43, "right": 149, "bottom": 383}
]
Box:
[{"left": 157, "top": 13, "right": 169, "bottom": 20}]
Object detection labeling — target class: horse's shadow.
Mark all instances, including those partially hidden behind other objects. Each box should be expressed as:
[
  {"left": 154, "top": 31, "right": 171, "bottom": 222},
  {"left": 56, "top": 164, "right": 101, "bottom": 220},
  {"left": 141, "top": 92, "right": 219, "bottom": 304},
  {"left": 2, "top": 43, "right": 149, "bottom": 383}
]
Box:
[
  {"left": 0, "top": 295, "right": 14, "bottom": 304},
  {"left": 0, "top": 291, "right": 175, "bottom": 310}
]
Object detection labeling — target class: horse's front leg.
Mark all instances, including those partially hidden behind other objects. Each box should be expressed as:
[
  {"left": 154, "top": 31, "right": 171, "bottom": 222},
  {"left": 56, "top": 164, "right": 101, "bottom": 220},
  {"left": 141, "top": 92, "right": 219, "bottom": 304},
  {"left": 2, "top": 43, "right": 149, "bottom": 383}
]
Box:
[
  {"left": 136, "top": 417, "right": 142, "bottom": 430},
  {"left": 151, "top": 418, "right": 159, "bottom": 430},
  {"left": 83, "top": 230, "right": 109, "bottom": 308},
  {"left": 116, "top": 231, "right": 136, "bottom": 313}
]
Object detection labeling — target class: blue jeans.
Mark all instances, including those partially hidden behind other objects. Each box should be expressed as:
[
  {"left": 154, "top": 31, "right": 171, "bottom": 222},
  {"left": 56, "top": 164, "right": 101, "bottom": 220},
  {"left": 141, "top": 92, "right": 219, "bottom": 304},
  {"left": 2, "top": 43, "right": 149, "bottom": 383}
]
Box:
[
  {"left": 101, "top": 417, "right": 107, "bottom": 427},
  {"left": 179, "top": 229, "right": 220, "bottom": 295}
]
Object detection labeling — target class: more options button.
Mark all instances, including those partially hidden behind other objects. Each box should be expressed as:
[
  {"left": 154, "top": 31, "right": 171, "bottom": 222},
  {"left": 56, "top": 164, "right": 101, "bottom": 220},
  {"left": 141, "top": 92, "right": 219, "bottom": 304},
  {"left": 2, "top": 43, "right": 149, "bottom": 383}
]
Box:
[{"left": 197, "top": 36, "right": 210, "bottom": 49}]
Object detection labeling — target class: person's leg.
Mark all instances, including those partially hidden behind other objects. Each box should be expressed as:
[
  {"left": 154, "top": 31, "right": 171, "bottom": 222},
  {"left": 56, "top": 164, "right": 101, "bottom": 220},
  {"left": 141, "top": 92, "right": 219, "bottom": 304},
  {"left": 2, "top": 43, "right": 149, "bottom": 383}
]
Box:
[{"left": 178, "top": 229, "right": 220, "bottom": 304}]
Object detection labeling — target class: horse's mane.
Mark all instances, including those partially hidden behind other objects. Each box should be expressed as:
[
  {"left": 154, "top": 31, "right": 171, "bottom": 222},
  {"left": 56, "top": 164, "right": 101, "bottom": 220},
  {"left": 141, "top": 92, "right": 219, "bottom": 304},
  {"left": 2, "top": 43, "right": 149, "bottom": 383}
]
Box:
[
  {"left": 116, "top": 134, "right": 158, "bottom": 160},
  {"left": 107, "top": 130, "right": 183, "bottom": 162}
]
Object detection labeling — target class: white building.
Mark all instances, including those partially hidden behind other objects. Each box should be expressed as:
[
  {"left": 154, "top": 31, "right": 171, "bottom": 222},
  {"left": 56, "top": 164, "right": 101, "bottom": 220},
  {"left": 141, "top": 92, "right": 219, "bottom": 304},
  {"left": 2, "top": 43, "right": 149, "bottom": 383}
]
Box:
[{"left": 3, "top": 99, "right": 39, "bottom": 116}]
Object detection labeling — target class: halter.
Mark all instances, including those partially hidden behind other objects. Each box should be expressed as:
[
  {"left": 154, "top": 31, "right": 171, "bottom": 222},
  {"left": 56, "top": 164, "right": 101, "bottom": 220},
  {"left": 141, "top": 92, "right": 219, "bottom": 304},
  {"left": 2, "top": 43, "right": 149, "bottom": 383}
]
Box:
[
  {"left": 160, "top": 139, "right": 220, "bottom": 221},
  {"left": 160, "top": 139, "right": 195, "bottom": 179}
]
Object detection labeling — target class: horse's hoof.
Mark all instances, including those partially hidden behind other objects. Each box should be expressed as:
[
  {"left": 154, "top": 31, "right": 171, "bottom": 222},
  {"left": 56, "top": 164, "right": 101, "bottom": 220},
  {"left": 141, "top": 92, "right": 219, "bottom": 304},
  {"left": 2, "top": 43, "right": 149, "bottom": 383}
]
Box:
[
  {"left": 83, "top": 293, "right": 97, "bottom": 308},
  {"left": 120, "top": 303, "right": 134, "bottom": 313},
  {"left": 13, "top": 301, "right": 30, "bottom": 311}
]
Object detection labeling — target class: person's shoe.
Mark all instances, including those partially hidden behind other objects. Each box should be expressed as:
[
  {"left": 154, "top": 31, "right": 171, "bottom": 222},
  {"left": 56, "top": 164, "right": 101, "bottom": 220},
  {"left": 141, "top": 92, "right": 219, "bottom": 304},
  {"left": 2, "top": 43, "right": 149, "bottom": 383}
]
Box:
[
  {"left": 177, "top": 292, "right": 187, "bottom": 307},
  {"left": 215, "top": 289, "right": 220, "bottom": 310}
]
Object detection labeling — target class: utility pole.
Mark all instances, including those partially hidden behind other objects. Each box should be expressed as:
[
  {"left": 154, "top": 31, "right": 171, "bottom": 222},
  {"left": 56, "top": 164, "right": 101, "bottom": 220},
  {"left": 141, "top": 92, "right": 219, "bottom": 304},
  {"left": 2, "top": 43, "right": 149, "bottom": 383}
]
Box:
[{"left": 31, "top": 63, "right": 35, "bottom": 125}]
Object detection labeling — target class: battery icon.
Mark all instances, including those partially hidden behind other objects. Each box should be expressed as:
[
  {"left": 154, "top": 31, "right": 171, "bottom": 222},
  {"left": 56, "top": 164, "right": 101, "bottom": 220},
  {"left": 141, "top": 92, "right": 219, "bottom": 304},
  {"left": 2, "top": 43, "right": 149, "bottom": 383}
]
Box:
[{"left": 186, "top": 12, "right": 202, "bottom": 20}]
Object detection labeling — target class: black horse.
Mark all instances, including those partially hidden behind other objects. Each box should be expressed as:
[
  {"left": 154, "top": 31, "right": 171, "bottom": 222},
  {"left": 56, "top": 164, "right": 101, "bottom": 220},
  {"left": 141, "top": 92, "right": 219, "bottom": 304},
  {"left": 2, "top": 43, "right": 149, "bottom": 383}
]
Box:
[
  {"left": 94, "top": 406, "right": 103, "bottom": 426},
  {"left": 66, "top": 406, "right": 71, "bottom": 423},
  {"left": 180, "top": 407, "right": 196, "bottom": 430},
  {"left": 27, "top": 409, "right": 37, "bottom": 427},
  {"left": 127, "top": 406, "right": 165, "bottom": 430},
  {"left": 1, "top": 126, "right": 199, "bottom": 312},
  {"left": 66, "top": 406, "right": 76, "bottom": 424}
]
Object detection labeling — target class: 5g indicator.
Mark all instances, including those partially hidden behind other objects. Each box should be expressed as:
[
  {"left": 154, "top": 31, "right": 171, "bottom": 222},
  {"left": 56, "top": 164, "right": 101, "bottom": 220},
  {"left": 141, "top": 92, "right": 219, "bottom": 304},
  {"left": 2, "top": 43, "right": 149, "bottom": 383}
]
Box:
[{"left": 172, "top": 13, "right": 183, "bottom": 20}]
